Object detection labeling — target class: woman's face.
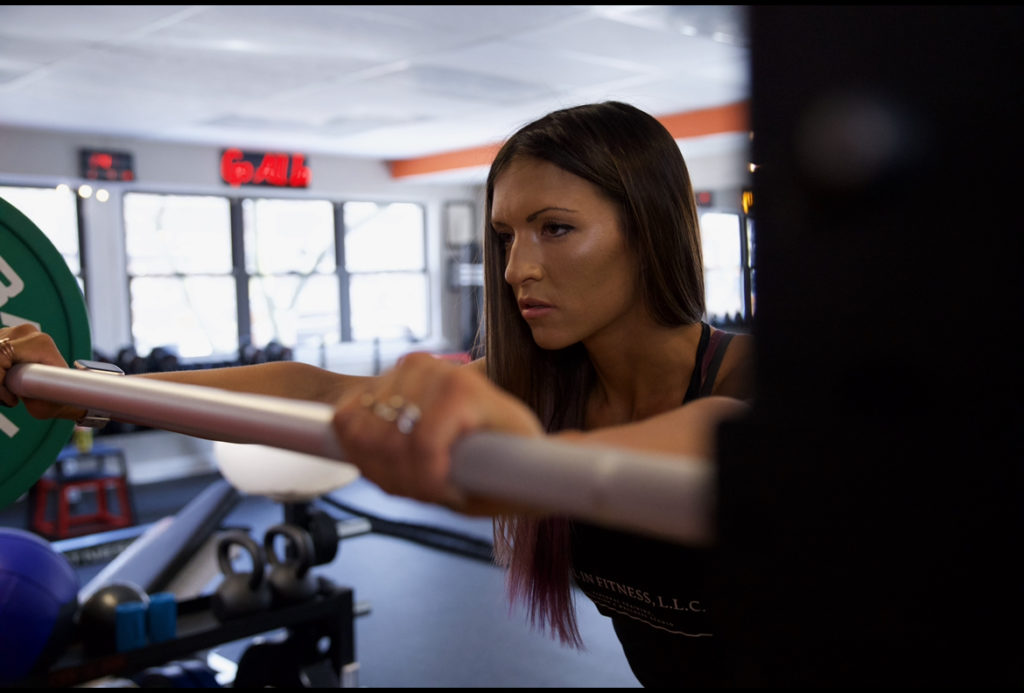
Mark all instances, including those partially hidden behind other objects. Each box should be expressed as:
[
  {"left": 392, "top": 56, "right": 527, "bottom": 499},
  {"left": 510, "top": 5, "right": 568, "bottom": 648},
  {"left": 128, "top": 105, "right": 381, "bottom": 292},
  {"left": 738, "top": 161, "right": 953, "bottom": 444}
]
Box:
[{"left": 491, "top": 156, "right": 642, "bottom": 351}]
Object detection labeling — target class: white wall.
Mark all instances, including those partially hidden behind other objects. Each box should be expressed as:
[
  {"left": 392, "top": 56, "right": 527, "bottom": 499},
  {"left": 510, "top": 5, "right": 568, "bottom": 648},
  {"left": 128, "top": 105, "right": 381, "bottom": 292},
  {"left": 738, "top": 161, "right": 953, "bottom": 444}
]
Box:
[{"left": 0, "top": 124, "right": 484, "bottom": 374}]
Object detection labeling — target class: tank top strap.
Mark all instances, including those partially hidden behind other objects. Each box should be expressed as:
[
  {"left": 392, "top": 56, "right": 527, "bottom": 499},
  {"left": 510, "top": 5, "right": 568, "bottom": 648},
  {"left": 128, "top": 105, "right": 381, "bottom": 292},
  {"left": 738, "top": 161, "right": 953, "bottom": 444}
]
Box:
[
  {"left": 683, "top": 322, "right": 711, "bottom": 404},
  {"left": 698, "top": 329, "right": 735, "bottom": 397}
]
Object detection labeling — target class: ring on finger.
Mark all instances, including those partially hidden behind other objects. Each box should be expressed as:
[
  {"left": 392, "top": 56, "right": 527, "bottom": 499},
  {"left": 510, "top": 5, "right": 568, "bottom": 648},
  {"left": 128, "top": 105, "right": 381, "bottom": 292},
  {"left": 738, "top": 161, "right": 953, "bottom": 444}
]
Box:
[
  {"left": 372, "top": 401, "right": 398, "bottom": 422},
  {"left": 0, "top": 337, "right": 14, "bottom": 362},
  {"left": 396, "top": 402, "right": 422, "bottom": 434},
  {"left": 369, "top": 394, "right": 409, "bottom": 423}
]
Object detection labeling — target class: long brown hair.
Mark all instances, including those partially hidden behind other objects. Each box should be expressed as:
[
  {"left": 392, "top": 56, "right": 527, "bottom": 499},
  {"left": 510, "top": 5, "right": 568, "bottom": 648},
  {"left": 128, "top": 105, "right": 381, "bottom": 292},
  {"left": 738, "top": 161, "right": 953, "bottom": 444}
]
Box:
[{"left": 479, "top": 102, "right": 705, "bottom": 646}]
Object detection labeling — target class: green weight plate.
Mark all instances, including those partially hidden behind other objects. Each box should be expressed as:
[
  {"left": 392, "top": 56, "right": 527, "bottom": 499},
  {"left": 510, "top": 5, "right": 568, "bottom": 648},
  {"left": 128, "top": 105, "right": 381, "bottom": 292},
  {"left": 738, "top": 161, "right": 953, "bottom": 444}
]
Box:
[{"left": 0, "top": 195, "right": 92, "bottom": 508}]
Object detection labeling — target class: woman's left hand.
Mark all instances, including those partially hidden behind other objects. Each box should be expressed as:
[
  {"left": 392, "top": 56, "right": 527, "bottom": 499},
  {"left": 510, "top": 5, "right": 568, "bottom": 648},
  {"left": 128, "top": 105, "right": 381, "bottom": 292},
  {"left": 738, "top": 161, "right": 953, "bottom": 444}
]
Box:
[
  {"left": 0, "top": 324, "right": 77, "bottom": 419},
  {"left": 330, "top": 351, "right": 544, "bottom": 508}
]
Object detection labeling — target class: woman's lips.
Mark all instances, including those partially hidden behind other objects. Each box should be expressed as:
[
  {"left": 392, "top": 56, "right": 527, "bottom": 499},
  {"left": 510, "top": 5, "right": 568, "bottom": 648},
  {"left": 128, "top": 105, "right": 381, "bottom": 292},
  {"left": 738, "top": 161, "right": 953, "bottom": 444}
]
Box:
[
  {"left": 519, "top": 298, "right": 554, "bottom": 319},
  {"left": 521, "top": 306, "right": 553, "bottom": 319}
]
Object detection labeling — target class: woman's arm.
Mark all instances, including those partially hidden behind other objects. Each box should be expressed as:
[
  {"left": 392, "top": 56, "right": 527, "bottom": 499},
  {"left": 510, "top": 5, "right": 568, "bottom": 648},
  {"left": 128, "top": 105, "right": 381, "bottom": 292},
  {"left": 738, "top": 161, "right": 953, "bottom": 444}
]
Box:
[
  {"left": 139, "top": 360, "right": 368, "bottom": 406},
  {"left": 555, "top": 396, "right": 750, "bottom": 461},
  {"left": 3, "top": 325, "right": 745, "bottom": 522},
  {"left": 0, "top": 324, "right": 369, "bottom": 429},
  {"left": 329, "top": 352, "right": 747, "bottom": 517}
]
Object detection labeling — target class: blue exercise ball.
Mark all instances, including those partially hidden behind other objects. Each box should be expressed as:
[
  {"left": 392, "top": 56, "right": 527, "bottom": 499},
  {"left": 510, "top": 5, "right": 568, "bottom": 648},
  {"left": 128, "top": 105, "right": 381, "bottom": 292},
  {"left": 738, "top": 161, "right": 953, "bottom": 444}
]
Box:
[{"left": 0, "top": 527, "right": 80, "bottom": 684}]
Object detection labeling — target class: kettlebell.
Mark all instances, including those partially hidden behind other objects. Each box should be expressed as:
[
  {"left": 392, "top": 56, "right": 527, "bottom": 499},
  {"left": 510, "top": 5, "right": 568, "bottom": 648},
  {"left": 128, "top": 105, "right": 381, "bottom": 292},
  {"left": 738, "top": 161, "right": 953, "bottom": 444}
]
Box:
[
  {"left": 210, "top": 529, "right": 272, "bottom": 622},
  {"left": 264, "top": 523, "right": 319, "bottom": 606}
]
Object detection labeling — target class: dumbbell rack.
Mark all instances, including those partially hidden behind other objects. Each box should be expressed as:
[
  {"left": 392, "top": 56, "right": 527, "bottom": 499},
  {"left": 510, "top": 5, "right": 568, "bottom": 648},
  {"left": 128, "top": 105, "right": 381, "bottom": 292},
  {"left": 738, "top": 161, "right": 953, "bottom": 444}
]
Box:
[{"left": 15, "top": 580, "right": 357, "bottom": 688}]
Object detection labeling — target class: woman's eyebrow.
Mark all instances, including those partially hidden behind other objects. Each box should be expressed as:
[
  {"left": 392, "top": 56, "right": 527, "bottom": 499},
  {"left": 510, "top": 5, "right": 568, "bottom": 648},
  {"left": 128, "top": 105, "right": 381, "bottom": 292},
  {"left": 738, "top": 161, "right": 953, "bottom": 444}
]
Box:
[{"left": 526, "top": 206, "right": 577, "bottom": 222}]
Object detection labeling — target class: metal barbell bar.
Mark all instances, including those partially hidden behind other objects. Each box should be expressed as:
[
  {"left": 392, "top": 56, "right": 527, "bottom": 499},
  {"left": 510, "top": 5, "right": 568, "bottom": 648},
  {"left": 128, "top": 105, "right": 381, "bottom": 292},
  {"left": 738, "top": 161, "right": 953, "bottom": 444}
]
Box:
[{"left": 7, "top": 362, "right": 713, "bottom": 545}]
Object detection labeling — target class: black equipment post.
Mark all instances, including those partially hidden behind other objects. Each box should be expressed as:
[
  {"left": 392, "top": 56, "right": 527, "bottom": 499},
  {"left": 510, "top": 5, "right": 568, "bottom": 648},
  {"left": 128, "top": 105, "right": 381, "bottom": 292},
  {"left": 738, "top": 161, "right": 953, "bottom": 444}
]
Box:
[{"left": 714, "top": 6, "right": 1022, "bottom": 686}]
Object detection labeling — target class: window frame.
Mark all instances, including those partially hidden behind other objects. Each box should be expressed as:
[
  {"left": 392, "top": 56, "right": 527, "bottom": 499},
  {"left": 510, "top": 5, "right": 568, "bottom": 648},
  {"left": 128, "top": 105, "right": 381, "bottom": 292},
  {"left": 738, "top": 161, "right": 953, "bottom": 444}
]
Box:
[{"left": 120, "top": 190, "right": 432, "bottom": 361}]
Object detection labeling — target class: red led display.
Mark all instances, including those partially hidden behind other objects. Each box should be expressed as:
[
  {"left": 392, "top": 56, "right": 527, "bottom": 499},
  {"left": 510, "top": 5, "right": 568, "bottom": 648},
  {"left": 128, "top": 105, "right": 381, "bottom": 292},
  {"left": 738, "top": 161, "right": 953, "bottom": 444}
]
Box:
[
  {"left": 79, "top": 149, "right": 135, "bottom": 181},
  {"left": 220, "top": 149, "right": 311, "bottom": 188}
]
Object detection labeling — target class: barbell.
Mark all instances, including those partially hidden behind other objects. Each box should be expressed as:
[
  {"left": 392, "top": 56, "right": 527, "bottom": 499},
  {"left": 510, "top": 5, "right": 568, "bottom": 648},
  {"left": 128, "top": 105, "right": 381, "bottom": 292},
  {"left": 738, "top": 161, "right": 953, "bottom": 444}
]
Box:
[{"left": 0, "top": 195, "right": 713, "bottom": 545}]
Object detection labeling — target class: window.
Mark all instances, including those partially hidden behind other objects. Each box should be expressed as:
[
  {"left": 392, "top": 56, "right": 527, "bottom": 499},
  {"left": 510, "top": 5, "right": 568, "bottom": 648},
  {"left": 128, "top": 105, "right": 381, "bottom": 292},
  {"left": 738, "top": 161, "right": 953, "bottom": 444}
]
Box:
[
  {"left": 343, "top": 201, "right": 428, "bottom": 342},
  {"left": 700, "top": 212, "right": 745, "bottom": 322},
  {"left": 0, "top": 184, "right": 81, "bottom": 288},
  {"left": 123, "top": 193, "right": 237, "bottom": 358},
  {"left": 243, "top": 198, "right": 339, "bottom": 348},
  {"left": 122, "top": 194, "right": 430, "bottom": 360}
]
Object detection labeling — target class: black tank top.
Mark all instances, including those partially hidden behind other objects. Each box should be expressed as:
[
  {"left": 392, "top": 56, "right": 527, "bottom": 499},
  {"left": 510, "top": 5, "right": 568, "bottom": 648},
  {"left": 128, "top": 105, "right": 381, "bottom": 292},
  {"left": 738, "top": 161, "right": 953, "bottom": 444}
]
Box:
[{"left": 570, "top": 322, "right": 734, "bottom": 687}]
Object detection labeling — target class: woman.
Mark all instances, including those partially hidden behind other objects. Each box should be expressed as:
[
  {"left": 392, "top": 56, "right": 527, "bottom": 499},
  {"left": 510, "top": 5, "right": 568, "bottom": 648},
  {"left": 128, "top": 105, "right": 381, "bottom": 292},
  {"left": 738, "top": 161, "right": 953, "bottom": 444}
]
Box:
[{"left": 0, "top": 101, "right": 753, "bottom": 686}]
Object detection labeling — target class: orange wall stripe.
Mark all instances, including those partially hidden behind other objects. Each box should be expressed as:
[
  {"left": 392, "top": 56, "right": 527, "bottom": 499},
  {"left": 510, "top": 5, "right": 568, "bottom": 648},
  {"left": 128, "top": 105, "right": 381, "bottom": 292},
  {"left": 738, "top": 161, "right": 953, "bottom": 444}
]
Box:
[
  {"left": 389, "top": 142, "right": 504, "bottom": 179},
  {"left": 389, "top": 100, "right": 749, "bottom": 179},
  {"left": 658, "top": 101, "right": 749, "bottom": 140}
]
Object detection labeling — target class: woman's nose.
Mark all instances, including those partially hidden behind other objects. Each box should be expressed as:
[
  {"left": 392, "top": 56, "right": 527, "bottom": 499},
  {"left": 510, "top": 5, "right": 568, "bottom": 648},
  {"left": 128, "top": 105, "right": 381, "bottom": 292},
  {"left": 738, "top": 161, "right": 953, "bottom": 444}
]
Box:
[{"left": 503, "top": 237, "right": 543, "bottom": 286}]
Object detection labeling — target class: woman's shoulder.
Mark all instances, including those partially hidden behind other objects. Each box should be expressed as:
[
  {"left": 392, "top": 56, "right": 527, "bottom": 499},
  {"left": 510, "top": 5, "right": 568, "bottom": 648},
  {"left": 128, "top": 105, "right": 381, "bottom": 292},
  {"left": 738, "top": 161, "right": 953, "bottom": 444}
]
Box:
[
  {"left": 464, "top": 356, "right": 487, "bottom": 376},
  {"left": 710, "top": 328, "right": 754, "bottom": 400}
]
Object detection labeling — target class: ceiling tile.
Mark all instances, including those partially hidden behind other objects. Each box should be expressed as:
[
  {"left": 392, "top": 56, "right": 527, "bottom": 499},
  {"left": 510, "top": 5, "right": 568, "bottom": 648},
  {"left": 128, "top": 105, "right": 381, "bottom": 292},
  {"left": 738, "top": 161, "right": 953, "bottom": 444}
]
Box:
[{"left": 0, "top": 4, "right": 752, "bottom": 176}]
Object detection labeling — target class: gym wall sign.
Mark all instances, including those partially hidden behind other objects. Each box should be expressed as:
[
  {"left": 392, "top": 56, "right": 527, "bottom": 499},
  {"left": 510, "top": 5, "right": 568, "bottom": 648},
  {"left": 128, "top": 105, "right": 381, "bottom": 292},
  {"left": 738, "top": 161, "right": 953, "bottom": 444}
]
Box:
[
  {"left": 79, "top": 149, "right": 135, "bottom": 182},
  {"left": 220, "top": 149, "right": 311, "bottom": 188}
]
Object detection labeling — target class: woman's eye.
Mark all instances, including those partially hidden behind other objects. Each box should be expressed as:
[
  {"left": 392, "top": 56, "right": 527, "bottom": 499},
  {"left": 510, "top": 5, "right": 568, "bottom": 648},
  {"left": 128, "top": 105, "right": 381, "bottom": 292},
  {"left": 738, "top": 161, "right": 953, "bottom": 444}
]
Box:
[
  {"left": 496, "top": 232, "right": 513, "bottom": 246},
  {"left": 543, "top": 223, "right": 573, "bottom": 237}
]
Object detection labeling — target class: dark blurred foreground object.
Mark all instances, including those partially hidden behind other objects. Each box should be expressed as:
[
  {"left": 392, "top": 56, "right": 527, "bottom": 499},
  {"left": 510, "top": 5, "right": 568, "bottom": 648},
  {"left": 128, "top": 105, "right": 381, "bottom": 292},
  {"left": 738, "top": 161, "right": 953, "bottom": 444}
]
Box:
[{"left": 713, "top": 6, "right": 1022, "bottom": 686}]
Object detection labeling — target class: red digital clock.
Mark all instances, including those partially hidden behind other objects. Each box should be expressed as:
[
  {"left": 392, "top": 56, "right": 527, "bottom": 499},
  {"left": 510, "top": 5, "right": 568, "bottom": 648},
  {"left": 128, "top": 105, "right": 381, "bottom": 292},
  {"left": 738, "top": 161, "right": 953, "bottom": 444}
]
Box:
[{"left": 79, "top": 149, "right": 135, "bottom": 181}]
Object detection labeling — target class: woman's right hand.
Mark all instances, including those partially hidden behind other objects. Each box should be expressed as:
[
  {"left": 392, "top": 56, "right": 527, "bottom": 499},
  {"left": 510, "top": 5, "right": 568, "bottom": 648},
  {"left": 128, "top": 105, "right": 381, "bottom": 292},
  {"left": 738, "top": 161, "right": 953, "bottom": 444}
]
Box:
[
  {"left": 0, "top": 324, "right": 79, "bottom": 420},
  {"left": 330, "top": 351, "right": 544, "bottom": 509}
]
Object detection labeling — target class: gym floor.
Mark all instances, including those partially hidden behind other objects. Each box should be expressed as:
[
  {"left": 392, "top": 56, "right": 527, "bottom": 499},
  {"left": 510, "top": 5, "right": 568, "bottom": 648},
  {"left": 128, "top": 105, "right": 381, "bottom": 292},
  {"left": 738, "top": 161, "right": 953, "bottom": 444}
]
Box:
[{"left": 1, "top": 471, "right": 642, "bottom": 688}]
